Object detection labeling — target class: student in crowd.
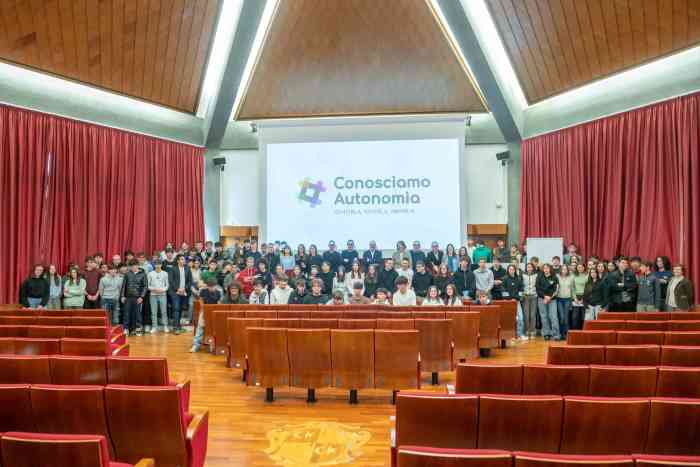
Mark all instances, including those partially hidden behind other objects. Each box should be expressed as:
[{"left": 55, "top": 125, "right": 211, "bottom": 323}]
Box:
[
  {"left": 509, "top": 244, "right": 521, "bottom": 263},
  {"left": 219, "top": 262, "right": 236, "bottom": 289},
  {"left": 303, "top": 278, "right": 329, "bottom": 305},
  {"left": 434, "top": 263, "right": 452, "bottom": 298},
  {"left": 666, "top": 264, "right": 694, "bottom": 311},
  {"left": 373, "top": 288, "right": 391, "bottom": 305},
  {"left": 454, "top": 257, "right": 476, "bottom": 300},
  {"left": 521, "top": 262, "right": 538, "bottom": 339},
  {"left": 444, "top": 283, "right": 462, "bottom": 306},
  {"left": 503, "top": 264, "right": 525, "bottom": 338},
  {"left": 99, "top": 264, "right": 123, "bottom": 325},
  {"left": 341, "top": 240, "right": 359, "bottom": 269},
  {"left": 345, "top": 261, "right": 364, "bottom": 295},
  {"left": 443, "top": 244, "right": 459, "bottom": 273},
  {"left": 120, "top": 261, "right": 146, "bottom": 335},
  {"left": 332, "top": 265, "right": 349, "bottom": 298},
  {"left": 654, "top": 256, "right": 673, "bottom": 308},
  {"left": 319, "top": 261, "right": 335, "bottom": 295},
  {"left": 190, "top": 278, "right": 222, "bottom": 353},
  {"left": 323, "top": 240, "right": 342, "bottom": 271},
  {"left": 307, "top": 244, "right": 323, "bottom": 271},
  {"left": 235, "top": 256, "right": 257, "bottom": 298},
  {"left": 563, "top": 243, "right": 582, "bottom": 265},
  {"left": 595, "top": 262, "right": 607, "bottom": 281},
  {"left": 327, "top": 290, "right": 346, "bottom": 305},
  {"left": 137, "top": 252, "right": 153, "bottom": 275},
  {"left": 307, "top": 264, "right": 321, "bottom": 290},
  {"left": 607, "top": 257, "right": 638, "bottom": 312},
  {"left": 490, "top": 258, "right": 506, "bottom": 299},
  {"left": 583, "top": 269, "right": 606, "bottom": 320},
  {"left": 348, "top": 282, "right": 371, "bottom": 305},
  {"left": 362, "top": 240, "right": 383, "bottom": 267},
  {"left": 492, "top": 239, "right": 508, "bottom": 263},
  {"left": 570, "top": 263, "right": 588, "bottom": 330},
  {"left": 392, "top": 241, "right": 412, "bottom": 270},
  {"left": 396, "top": 258, "right": 413, "bottom": 287},
  {"left": 246, "top": 241, "right": 262, "bottom": 265},
  {"left": 458, "top": 246, "right": 469, "bottom": 262},
  {"left": 257, "top": 260, "right": 273, "bottom": 291},
  {"left": 556, "top": 265, "right": 574, "bottom": 339},
  {"left": 536, "top": 263, "right": 560, "bottom": 341},
  {"left": 471, "top": 238, "right": 492, "bottom": 264},
  {"left": 162, "top": 249, "right": 177, "bottom": 274},
  {"left": 426, "top": 241, "right": 444, "bottom": 273},
  {"left": 465, "top": 238, "right": 476, "bottom": 259},
  {"left": 412, "top": 261, "right": 432, "bottom": 302},
  {"left": 20, "top": 264, "right": 49, "bottom": 308},
  {"left": 189, "top": 257, "right": 203, "bottom": 321},
  {"left": 83, "top": 257, "right": 102, "bottom": 309},
  {"left": 262, "top": 244, "right": 278, "bottom": 272},
  {"left": 410, "top": 241, "right": 426, "bottom": 272},
  {"left": 422, "top": 285, "right": 443, "bottom": 306},
  {"left": 392, "top": 276, "right": 417, "bottom": 306},
  {"left": 93, "top": 253, "right": 104, "bottom": 268},
  {"left": 45, "top": 264, "right": 63, "bottom": 309},
  {"left": 289, "top": 264, "right": 305, "bottom": 283},
  {"left": 63, "top": 267, "right": 87, "bottom": 309},
  {"left": 630, "top": 256, "right": 642, "bottom": 277},
  {"left": 168, "top": 255, "right": 192, "bottom": 335},
  {"left": 363, "top": 264, "right": 379, "bottom": 299},
  {"left": 473, "top": 258, "right": 494, "bottom": 298},
  {"left": 476, "top": 290, "right": 491, "bottom": 305},
  {"left": 295, "top": 244, "right": 309, "bottom": 274},
  {"left": 249, "top": 279, "right": 270, "bottom": 304},
  {"left": 637, "top": 261, "right": 662, "bottom": 311},
  {"left": 279, "top": 245, "right": 295, "bottom": 273},
  {"left": 223, "top": 282, "right": 247, "bottom": 304},
  {"left": 379, "top": 258, "right": 399, "bottom": 294},
  {"left": 551, "top": 256, "right": 562, "bottom": 276},
  {"left": 270, "top": 274, "right": 293, "bottom": 304},
  {"left": 148, "top": 260, "right": 169, "bottom": 333}
]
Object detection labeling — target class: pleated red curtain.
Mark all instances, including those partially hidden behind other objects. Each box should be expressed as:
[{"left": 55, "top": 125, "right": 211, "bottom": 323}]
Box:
[
  {"left": 0, "top": 104, "right": 205, "bottom": 304},
  {"left": 521, "top": 91, "right": 700, "bottom": 299}
]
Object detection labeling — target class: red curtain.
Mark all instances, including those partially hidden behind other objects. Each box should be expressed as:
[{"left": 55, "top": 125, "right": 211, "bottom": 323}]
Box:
[
  {"left": 521, "top": 91, "right": 700, "bottom": 297},
  {"left": 0, "top": 104, "right": 205, "bottom": 304}
]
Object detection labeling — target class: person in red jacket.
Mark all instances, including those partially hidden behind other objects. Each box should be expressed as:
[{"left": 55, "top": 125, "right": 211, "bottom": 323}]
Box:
[{"left": 235, "top": 256, "right": 258, "bottom": 298}]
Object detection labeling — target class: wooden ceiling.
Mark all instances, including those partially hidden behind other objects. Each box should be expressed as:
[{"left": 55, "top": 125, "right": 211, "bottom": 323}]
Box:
[
  {"left": 0, "top": 0, "right": 220, "bottom": 113},
  {"left": 236, "top": 0, "right": 487, "bottom": 120},
  {"left": 487, "top": 0, "right": 700, "bottom": 103}
]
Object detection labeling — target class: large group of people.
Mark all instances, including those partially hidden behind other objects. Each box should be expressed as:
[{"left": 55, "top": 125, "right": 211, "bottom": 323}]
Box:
[{"left": 18, "top": 238, "right": 694, "bottom": 348}]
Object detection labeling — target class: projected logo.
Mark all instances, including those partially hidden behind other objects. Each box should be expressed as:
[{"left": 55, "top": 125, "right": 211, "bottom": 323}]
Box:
[{"left": 297, "top": 177, "right": 326, "bottom": 208}]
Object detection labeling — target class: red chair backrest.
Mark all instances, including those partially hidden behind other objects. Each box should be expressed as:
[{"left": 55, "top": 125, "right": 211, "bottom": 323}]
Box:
[
  {"left": 49, "top": 356, "right": 107, "bottom": 385},
  {"left": 60, "top": 338, "right": 109, "bottom": 357},
  {"left": 646, "top": 398, "right": 700, "bottom": 456},
  {"left": 107, "top": 357, "right": 169, "bottom": 386},
  {"left": 0, "top": 355, "right": 51, "bottom": 384},
  {"left": 660, "top": 346, "right": 700, "bottom": 367},
  {"left": 14, "top": 338, "right": 61, "bottom": 356},
  {"left": 456, "top": 364, "right": 523, "bottom": 394},
  {"left": 588, "top": 365, "right": 658, "bottom": 397},
  {"left": 605, "top": 345, "right": 661, "bottom": 366},
  {"left": 522, "top": 364, "right": 590, "bottom": 396},
  {"left": 0, "top": 385, "right": 35, "bottom": 433},
  {"left": 656, "top": 367, "right": 700, "bottom": 398},
  {"left": 0, "top": 432, "right": 113, "bottom": 467}
]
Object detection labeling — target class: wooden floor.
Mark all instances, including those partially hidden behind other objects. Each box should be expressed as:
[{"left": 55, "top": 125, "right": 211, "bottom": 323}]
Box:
[{"left": 129, "top": 334, "right": 551, "bottom": 467}]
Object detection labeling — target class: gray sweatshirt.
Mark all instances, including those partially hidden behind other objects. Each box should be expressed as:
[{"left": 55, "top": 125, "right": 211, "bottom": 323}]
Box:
[
  {"left": 148, "top": 270, "right": 169, "bottom": 296},
  {"left": 99, "top": 274, "right": 123, "bottom": 300},
  {"left": 473, "top": 268, "right": 494, "bottom": 293}
]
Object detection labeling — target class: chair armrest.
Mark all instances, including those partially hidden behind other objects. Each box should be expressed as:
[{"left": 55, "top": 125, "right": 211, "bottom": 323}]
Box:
[
  {"left": 133, "top": 459, "right": 155, "bottom": 467},
  {"left": 111, "top": 325, "right": 123, "bottom": 335},
  {"left": 110, "top": 332, "right": 126, "bottom": 346},
  {"left": 112, "top": 343, "right": 130, "bottom": 356},
  {"left": 177, "top": 380, "right": 191, "bottom": 413},
  {"left": 186, "top": 411, "right": 209, "bottom": 467}
]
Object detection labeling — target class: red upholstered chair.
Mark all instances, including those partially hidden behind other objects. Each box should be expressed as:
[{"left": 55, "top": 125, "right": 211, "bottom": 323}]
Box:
[
  {"left": 560, "top": 397, "right": 650, "bottom": 454},
  {"left": 277, "top": 310, "right": 311, "bottom": 319},
  {"left": 65, "top": 326, "right": 111, "bottom": 340},
  {"left": 446, "top": 311, "right": 480, "bottom": 363},
  {"left": 298, "top": 318, "right": 338, "bottom": 329},
  {"left": 0, "top": 337, "right": 14, "bottom": 354},
  {"left": 338, "top": 319, "right": 376, "bottom": 329},
  {"left": 514, "top": 452, "right": 634, "bottom": 466},
  {"left": 246, "top": 327, "right": 290, "bottom": 401},
  {"left": 604, "top": 345, "right": 661, "bottom": 366},
  {"left": 588, "top": 365, "right": 658, "bottom": 397},
  {"left": 377, "top": 311, "right": 412, "bottom": 319},
  {"left": 597, "top": 312, "right": 635, "bottom": 320},
  {"left": 635, "top": 454, "right": 700, "bottom": 466},
  {"left": 377, "top": 318, "right": 415, "bottom": 330},
  {"left": 634, "top": 312, "right": 669, "bottom": 321},
  {"left": 474, "top": 306, "right": 500, "bottom": 351},
  {"left": 455, "top": 363, "right": 523, "bottom": 394},
  {"left": 29, "top": 384, "right": 115, "bottom": 456},
  {"left": 546, "top": 345, "right": 605, "bottom": 365},
  {"left": 0, "top": 355, "right": 51, "bottom": 384},
  {"left": 107, "top": 357, "right": 189, "bottom": 411},
  {"left": 60, "top": 338, "right": 129, "bottom": 357},
  {"left": 105, "top": 385, "right": 208, "bottom": 467},
  {"left": 411, "top": 311, "right": 446, "bottom": 319},
  {"left": 645, "top": 398, "right": 700, "bottom": 456},
  {"left": 583, "top": 320, "right": 626, "bottom": 331},
  {"left": 35, "top": 316, "right": 72, "bottom": 326},
  {"left": 660, "top": 346, "right": 700, "bottom": 367},
  {"left": 26, "top": 326, "right": 66, "bottom": 339},
  {"left": 626, "top": 321, "right": 668, "bottom": 331},
  {"left": 396, "top": 393, "right": 478, "bottom": 450},
  {"left": 374, "top": 330, "right": 420, "bottom": 393},
  {"left": 342, "top": 310, "right": 378, "bottom": 319},
  {"left": 656, "top": 367, "right": 700, "bottom": 398},
  {"left": 667, "top": 321, "right": 700, "bottom": 331},
  {"left": 0, "top": 326, "right": 27, "bottom": 338},
  {"left": 0, "top": 432, "right": 154, "bottom": 467},
  {"left": 48, "top": 356, "right": 107, "bottom": 385},
  {"left": 616, "top": 331, "right": 665, "bottom": 346},
  {"left": 397, "top": 447, "right": 512, "bottom": 467},
  {"left": 225, "top": 318, "right": 265, "bottom": 370},
  {"left": 309, "top": 310, "right": 343, "bottom": 319},
  {"left": 414, "top": 319, "right": 453, "bottom": 383},
  {"left": 0, "top": 384, "right": 35, "bottom": 433},
  {"left": 244, "top": 310, "right": 277, "bottom": 319},
  {"left": 478, "top": 395, "right": 563, "bottom": 452},
  {"left": 522, "top": 364, "right": 590, "bottom": 396},
  {"left": 669, "top": 312, "right": 700, "bottom": 320},
  {"left": 664, "top": 332, "right": 700, "bottom": 346},
  {"left": 567, "top": 330, "right": 617, "bottom": 346},
  {"left": 287, "top": 329, "right": 332, "bottom": 400},
  {"left": 14, "top": 338, "right": 60, "bottom": 355}
]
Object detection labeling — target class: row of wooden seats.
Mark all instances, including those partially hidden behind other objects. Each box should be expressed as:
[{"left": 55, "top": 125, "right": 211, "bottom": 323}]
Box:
[
  {"left": 598, "top": 311, "right": 700, "bottom": 321},
  {"left": 546, "top": 344, "right": 700, "bottom": 366},
  {"left": 455, "top": 363, "right": 700, "bottom": 398},
  {"left": 0, "top": 337, "right": 130, "bottom": 357},
  {"left": 396, "top": 448, "right": 700, "bottom": 467},
  {"left": 568, "top": 330, "right": 700, "bottom": 346},
  {"left": 393, "top": 393, "right": 700, "bottom": 464},
  {"left": 0, "top": 308, "right": 108, "bottom": 317},
  {"left": 0, "top": 315, "right": 111, "bottom": 327},
  {"left": 0, "top": 384, "right": 208, "bottom": 467},
  {"left": 584, "top": 319, "right": 700, "bottom": 331},
  {"left": 0, "top": 325, "right": 122, "bottom": 342}
]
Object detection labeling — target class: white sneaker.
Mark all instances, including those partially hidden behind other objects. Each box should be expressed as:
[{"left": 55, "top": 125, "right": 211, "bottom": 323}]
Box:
[
  {"left": 189, "top": 346, "right": 198, "bottom": 353},
  {"left": 520, "top": 335, "right": 529, "bottom": 341},
  {"left": 164, "top": 326, "right": 170, "bottom": 333},
  {"left": 150, "top": 328, "right": 157, "bottom": 334}
]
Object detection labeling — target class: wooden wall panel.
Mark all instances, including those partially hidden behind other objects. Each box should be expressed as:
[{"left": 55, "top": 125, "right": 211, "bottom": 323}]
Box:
[
  {"left": 0, "top": 0, "right": 220, "bottom": 114},
  {"left": 236, "top": 0, "right": 486, "bottom": 120},
  {"left": 487, "top": 0, "right": 700, "bottom": 103}
]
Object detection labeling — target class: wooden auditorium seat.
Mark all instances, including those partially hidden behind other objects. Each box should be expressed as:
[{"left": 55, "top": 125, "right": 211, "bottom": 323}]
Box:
[
  {"left": 0, "top": 337, "right": 13, "bottom": 353},
  {"left": 260, "top": 304, "right": 289, "bottom": 311},
  {"left": 26, "top": 326, "right": 66, "bottom": 339},
  {"left": 588, "top": 365, "right": 658, "bottom": 397},
  {"left": 584, "top": 320, "right": 626, "bottom": 331},
  {"left": 670, "top": 312, "right": 700, "bottom": 320},
  {"left": 0, "top": 432, "right": 154, "bottom": 467},
  {"left": 513, "top": 452, "right": 634, "bottom": 467},
  {"left": 0, "top": 317, "right": 37, "bottom": 326},
  {"left": 277, "top": 310, "right": 311, "bottom": 319},
  {"left": 396, "top": 392, "right": 478, "bottom": 450},
  {"left": 291, "top": 305, "right": 320, "bottom": 312},
  {"left": 522, "top": 364, "right": 590, "bottom": 396},
  {"left": 477, "top": 395, "right": 563, "bottom": 452},
  {"left": 645, "top": 398, "right": 700, "bottom": 456},
  {"left": 597, "top": 312, "right": 636, "bottom": 320},
  {"left": 330, "top": 329, "right": 374, "bottom": 403},
  {"left": 616, "top": 331, "right": 665, "bottom": 346},
  {"left": 374, "top": 330, "right": 420, "bottom": 396},
  {"left": 560, "top": 397, "right": 650, "bottom": 454},
  {"left": 377, "top": 311, "right": 411, "bottom": 319},
  {"left": 474, "top": 306, "right": 500, "bottom": 352},
  {"left": 246, "top": 327, "right": 289, "bottom": 401},
  {"left": 446, "top": 311, "right": 480, "bottom": 362},
  {"left": 14, "top": 338, "right": 61, "bottom": 356},
  {"left": 664, "top": 331, "right": 700, "bottom": 346},
  {"left": 29, "top": 384, "right": 115, "bottom": 456},
  {"left": 625, "top": 321, "right": 667, "bottom": 332},
  {"left": 0, "top": 385, "right": 35, "bottom": 433},
  {"left": 263, "top": 318, "right": 300, "bottom": 329},
  {"left": 414, "top": 319, "right": 452, "bottom": 384},
  {"left": 244, "top": 310, "right": 278, "bottom": 319},
  {"left": 49, "top": 356, "right": 107, "bottom": 385},
  {"left": 567, "top": 330, "right": 617, "bottom": 346},
  {"left": 376, "top": 318, "right": 415, "bottom": 330},
  {"left": 342, "top": 310, "right": 377, "bottom": 319},
  {"left": 60, "top": 338, "right": 129, "bottom": 357},
  {"left": 298, "top": 318, "right": 338, "bottom": 329},
  {"left": 287, "top": 329, "right": 332, "bottom": 402},
  {"left": 0, "top": 326, "right": 27, "bottom": 338},
  {"left": 660, "top": 346, "right": 700, "bottom": 366},
  {"left": 635, "top": 454, "right": 700, "bottom": 466},
  {"left": 668, "top": 321, "right": 700, "bottom": 331},
  {"left": 455, "top": 363, "right": 523, "bottom": 394},
  {"left": 39, "top": 308, "right": 108, "bottom": 317},
  {"left": 0, "top": 355, "right": 51, "bottom": 384},
  {"left": 225, "top": 318, "right": 264, "bottom": 370},
  {"left": 656, "top": 367, "right": 700, "bottom": 398},
  {"left": 498, "top": 301, "right": 518, "bottom": 346},
  {"left": 397, "top": 447, "right": 512, "bottom": 467},
  {"left": 546, "top": 345, "right": 606, "bottom": 365},
  {"left": 604, "top": 345, "right": 661, "bottom": 366},
  {"left": 65, "top": 326, "right": 110, "bottom": 340},
  {"left": 634, "top": 312, "right": 669, "bottom": 321},
  {"left": 338, "top": 319, "right": 376, "bottom": 329},
  {"left": 104, "top": 385, "right": 208, "bottom": 467},
  {"left": 411, "top": 311, "right": 446, "bottom": 319},
  {"left": 310, "top": 310, "right": 343, "bottom": 319},
  {"left": 212, "top": 311, "right": 246, "bottom": 355}
]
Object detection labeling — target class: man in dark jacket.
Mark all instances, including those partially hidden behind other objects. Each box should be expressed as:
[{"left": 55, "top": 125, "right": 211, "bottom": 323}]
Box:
[
  {"left": 637, "top": 261, "right": 662, "bottom": 311},
  {"left": 453, "top": 257, "right": 476, "bottom": 300},
  {"left": 425, "top": 242, "right": 444, "bottom": 274},
  {"left": 288, "top": 279, "right": 308, "bottom": 305},
  {"left": 362, "top": 240, "right": 383, "bottom": 267},
  {"left": 322, "top": 241, "right": 342, "bottom": 271},
  {"left": 120, "top": 260, "right": 147, "bottom": 335},
  {"left": 20, "top": 265, "right": 49, "bottom": 308},
  {"left": 412, "top": 261, "right": 433, "bottom": 301},
  {"left": 410, "top": 241, "right": 426, "bottom": 272},
  {"left": 341, "top": 240, "right": 359, "bottom": 269},
  {"left": 607, "top": 258, "right": 638, "bottom": 312},
  {"left": 302, "top": 279, "right": 329, "bottom": 305},
  {"left": 168, "top": 254, "right": 193, "bottom": 334},
  {"left": 378, "top": 258, "right": 399, "bottom": 294}
]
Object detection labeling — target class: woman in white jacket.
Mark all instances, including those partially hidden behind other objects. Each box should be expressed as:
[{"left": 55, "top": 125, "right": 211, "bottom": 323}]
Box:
[{"left": 522, "top": 262, "right": 539, "bottom": 339}]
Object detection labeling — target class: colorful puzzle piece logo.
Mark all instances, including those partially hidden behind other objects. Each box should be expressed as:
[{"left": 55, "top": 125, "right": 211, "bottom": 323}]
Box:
[{"left": 298, "top": 178, "right": 326, "bottom": 207}]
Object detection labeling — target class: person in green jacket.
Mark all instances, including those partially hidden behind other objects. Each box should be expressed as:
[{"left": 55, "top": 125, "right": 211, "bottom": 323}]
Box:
[
  {"left": 471, "top": 239, "right": 493, "bottom": 265},
  {"left": 63, "top": 267, "right": 87, "bottom": 309}
]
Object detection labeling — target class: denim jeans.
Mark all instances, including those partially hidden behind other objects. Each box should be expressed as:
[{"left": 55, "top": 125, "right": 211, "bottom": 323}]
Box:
[
  {"left": 522, "top": 295, "right": 538, "bottom": 336},
  {"left": 27, "top": 297, "right": 43, "bottom": 308},
  {"left": 102, "top": 298, "right": 119, "bottom": 325},
  {"left": 191, "top": 312, "right": 205, "bottom": 350},
  {"left": 516, "top": 300, "right": 525, "bottom": 337},
  {"left": 585, "top": 305, "right": 601, "bottom": 321},
  {"left": 150, "top": 294, "right": 168, "bottom": 329},
  {"left": 556, "top": 298, "right": 572, "bottom": 338},
  {"left": 47, "top": 297, "right": 62, "bottom": 309},
  {"left": 538, "top": 297, "right": 560, "bottom": 339},
  {"left": 168, "top": 292, "right": 187, "bottom": 330},
  {"left": 122, "top": 297, "right": 142, "bottom": 332}
]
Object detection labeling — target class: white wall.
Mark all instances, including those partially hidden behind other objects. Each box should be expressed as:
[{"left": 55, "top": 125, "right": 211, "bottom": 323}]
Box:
[
  {"left": 220, "top": 149, "right": 262, "bottom": 226},
  {"left": 464, "top": 144, "right": 508, "bottom": 224}
]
